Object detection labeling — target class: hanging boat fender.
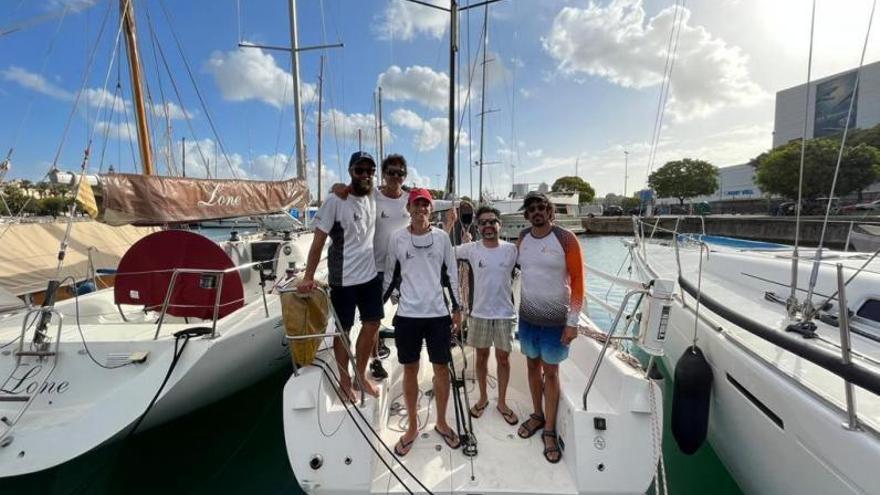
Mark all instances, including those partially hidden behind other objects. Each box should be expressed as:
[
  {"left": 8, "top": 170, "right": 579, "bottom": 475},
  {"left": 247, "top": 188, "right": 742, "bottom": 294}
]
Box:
[{"left": 671, "top": 345, "right": 713, "bottom": 455}]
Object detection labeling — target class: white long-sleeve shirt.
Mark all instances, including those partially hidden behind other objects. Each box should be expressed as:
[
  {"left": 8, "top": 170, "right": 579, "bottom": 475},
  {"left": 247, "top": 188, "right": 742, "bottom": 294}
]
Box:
[{"left": 384, "top": 226, "right": 461, "bottom": 318}]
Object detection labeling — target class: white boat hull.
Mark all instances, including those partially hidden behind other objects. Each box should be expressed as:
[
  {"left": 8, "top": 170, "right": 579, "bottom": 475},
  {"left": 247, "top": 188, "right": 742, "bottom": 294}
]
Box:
[
  {"left": 633, "top": 240, "right": 880, "bottom": 495},
  {"left": 283, "top": 314, "right": 662, "bottom": 494}
]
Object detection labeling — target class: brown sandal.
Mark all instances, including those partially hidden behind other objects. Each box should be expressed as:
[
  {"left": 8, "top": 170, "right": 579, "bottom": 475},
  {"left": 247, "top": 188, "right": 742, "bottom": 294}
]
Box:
[
  {"left": 542, "top": 430, "right": 562, "bottom": 463},
  {"left": 497, "top": 406, "right": 519, "bottom": 425}
]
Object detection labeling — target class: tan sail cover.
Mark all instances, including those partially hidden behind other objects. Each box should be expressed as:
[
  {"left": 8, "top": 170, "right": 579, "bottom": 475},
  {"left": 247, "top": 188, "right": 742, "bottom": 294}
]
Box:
[
  {"left": 100, "top": 174, "right": 309, "bottom": 226},
  {"left": 0, "top": 221, "right": 158, "bottom": 296}
]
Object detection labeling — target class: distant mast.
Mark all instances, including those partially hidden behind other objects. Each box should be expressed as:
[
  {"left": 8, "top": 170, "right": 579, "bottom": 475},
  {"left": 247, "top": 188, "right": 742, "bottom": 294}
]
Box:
[
  {"left": 120, "top": 0, "right": 154, "bottom": 175},
  {"left": 288, "top": 0, "right": 306, "bottom": 182}
]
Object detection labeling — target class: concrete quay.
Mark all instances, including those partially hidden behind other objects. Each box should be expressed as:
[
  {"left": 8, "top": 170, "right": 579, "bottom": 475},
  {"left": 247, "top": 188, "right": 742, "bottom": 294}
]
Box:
[{"left": 581, "top": 215, "right": 880, "bottom": 249}]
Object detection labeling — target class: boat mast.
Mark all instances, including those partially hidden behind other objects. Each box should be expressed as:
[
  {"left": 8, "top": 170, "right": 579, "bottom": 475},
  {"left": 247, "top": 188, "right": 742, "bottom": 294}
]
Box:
[
  {"left": 120, "top": 0, "right": 154, "bottom": 175},
  {"left": 316, "top": 55, "right": 324, "bottom": 205},
  {"left": 477, "top": 3, "right": 489, "bottom": 203},
  {"left": 288, "top": 0, "right": 306, "bottom": 182},
  {"left": 446, "top": 0, "right": 459, "bottom": 196},
  {"left": 378, "top": 86, "right": 384, "bottom": 160}
]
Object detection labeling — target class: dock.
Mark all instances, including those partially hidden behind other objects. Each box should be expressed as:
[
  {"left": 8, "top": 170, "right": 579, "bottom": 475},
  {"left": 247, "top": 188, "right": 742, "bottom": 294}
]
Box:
[{"left": 581, "top": 215, "right": 880, "bottom": 249}]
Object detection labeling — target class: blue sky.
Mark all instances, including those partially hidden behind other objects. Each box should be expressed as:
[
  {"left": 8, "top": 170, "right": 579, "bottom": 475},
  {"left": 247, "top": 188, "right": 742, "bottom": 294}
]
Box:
[{"left": 2, "top": 0, "right": 879, "bottom": 197}]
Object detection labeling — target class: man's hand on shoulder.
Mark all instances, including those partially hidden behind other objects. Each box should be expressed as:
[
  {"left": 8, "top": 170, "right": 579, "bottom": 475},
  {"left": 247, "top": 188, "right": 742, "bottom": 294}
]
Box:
[{"left": 330, "top": 183, "right": 350, "bottom": 199}]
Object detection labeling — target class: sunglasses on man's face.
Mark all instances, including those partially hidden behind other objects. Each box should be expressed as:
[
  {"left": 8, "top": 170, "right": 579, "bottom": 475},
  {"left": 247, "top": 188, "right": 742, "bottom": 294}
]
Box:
[
  {"left": 526, "top": 203, "right": 548, "bottom": 213},
  {"left": 351, "top": 166, "right": 375, "bottom": 177},
  {"left": 384, "top": 169, "right": 406, "bottom": 178},
  {"left": 478, "top": 218, "right": 499, "bottom": 226}
]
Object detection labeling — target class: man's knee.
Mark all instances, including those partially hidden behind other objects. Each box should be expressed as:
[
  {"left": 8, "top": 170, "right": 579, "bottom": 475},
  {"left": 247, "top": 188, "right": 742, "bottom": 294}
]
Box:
[
  {"left": 526, "top": 357, "right": 541, "bottom": 372},
  {"left": 495, "top": 350, "right": 510, "bottom": 367},
  {"left": 476, "top": 348, "right": 491, "bottom": 363},
  {"left": 541, "top": 362, "right": 559, "bottom": 380}
]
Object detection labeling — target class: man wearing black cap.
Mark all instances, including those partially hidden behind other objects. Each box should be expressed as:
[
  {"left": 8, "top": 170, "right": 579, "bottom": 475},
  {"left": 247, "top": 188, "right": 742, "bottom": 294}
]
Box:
[{"left": 298, "top": 151, "right": 383, "bottom": 401}]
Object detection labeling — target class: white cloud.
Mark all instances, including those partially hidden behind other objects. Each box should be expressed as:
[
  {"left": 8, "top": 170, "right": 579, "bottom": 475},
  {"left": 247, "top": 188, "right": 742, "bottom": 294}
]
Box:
[
  {"left": 322, "top": 108, "right": 393, "bottom": 150},
  {"left": 3, "top": 67, "right": 193, "bottom": 120},
  {"left": 542, "top": 0, "right": 767, "bottom": 121},
  {"left": 378, "top": 65, "right": 461, "bottom": 111},
  {"left": 375, "top": 0, "right": 448, "bottom": 41},
  {"left": 205, "top": 48, "right": 317, "bottom": 109},
  {"left": 390, "top": 108, "right": 469, "bottom": 152},
  {"left": 95, "top": 120, "right": 135, "bottom": 142},
  {"left": 2, "top": 66, "right": 71, "bottom": 100},
  {"left": 48, "top": 0, "right": 97, "bottom": 13}
]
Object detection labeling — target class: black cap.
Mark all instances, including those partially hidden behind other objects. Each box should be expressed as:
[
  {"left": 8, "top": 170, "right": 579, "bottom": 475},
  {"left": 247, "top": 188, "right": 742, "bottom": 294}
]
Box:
[
  {"left": 348, "top": 151, "right": 376, "bottom": 168},
  {"left": 523, "top": 191, "right": 549, "bottom": 207}
]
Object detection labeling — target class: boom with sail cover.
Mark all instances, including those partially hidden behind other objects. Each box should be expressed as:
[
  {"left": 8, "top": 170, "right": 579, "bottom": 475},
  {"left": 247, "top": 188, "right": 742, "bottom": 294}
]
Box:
[{"left": 99, "top": 173, "right": 309, "bottom": 226}]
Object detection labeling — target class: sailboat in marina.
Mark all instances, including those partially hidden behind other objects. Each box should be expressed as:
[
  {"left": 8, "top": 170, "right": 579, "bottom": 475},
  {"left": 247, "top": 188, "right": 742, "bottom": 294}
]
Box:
[
  {"left": 0, "top": 0, "right": 319, "bottom": 477},
  {"left": 279, "top": 2, "right": 669, "bottom": 494}
]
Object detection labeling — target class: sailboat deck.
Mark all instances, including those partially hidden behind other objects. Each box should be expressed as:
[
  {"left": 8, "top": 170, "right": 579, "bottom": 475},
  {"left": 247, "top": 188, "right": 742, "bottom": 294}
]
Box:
[{"left": 643, "top": 242, "right": 880, "bottom": 436}]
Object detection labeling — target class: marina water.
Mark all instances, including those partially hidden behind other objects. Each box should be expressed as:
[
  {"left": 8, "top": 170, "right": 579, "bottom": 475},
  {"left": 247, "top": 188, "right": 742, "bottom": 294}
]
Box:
[{"left": 5, "top": 235, "right": 743, "bottom": 495}]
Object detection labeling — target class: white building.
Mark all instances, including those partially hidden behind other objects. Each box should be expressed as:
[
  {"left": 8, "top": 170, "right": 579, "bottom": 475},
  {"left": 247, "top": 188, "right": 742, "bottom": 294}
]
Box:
[
  {"left": 654, "top": 163, "right": 763, "bottom": 205},
  {"left": 773, "top": 60, "right": 880, "bottom": 147}
]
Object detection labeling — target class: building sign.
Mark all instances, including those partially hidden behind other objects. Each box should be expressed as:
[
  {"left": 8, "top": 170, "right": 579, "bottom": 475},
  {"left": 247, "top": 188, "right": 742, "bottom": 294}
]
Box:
[{"left": 814, "top": 72, "right": 858, "bottom": 138}]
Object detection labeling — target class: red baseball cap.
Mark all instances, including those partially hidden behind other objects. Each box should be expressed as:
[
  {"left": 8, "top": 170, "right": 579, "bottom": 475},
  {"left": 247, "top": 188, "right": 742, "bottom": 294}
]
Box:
[{"left": 408, "top": 188, "right": 434, "bottom": 206}]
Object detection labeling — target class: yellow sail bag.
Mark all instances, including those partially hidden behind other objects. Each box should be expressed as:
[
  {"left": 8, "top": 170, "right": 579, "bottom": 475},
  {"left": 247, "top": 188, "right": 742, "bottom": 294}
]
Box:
[{"left": 280, "top": 283, "right": 330, "bottom": 367}]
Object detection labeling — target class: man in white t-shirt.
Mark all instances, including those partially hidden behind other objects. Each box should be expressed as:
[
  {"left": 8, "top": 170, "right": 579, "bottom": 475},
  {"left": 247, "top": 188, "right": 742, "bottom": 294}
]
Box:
[
  {"left": 453, "top": 205, "right": 519, "bottom": 427},
  {"left": 331, "top": 154, "right": 411, "bottom": 380},
  {"left": 298, "top": 151, "right": 382, "bottom": 401},
  {"left": 383, "top": 188, "right": 462, "bottom": 456}
]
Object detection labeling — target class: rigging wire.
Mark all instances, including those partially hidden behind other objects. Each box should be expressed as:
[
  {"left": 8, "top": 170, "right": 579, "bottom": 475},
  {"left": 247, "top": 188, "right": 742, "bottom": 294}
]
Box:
[
  {"left": 6, "top": 0, "right": 75, "bottom": 155},
  {"left": 157, "top": 0, "right": 238, "bottom": 178},
  {"left": 792, "top": 0, "right": 818, "bottom": 258},
  {"left": 805, "top": 0, "right": 878, "bottom": 308},
  {"left": 644, "top": 0, "right": 685, "bottom": 180},
  {"left": 144, "top": 3, "right": 178, "bottom": 176}
]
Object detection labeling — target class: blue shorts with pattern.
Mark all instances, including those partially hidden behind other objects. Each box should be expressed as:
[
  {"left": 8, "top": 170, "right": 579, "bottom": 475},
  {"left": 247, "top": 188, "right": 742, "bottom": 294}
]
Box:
[{"left": 518, "top": 319, "right": 569, "bottom": 365}]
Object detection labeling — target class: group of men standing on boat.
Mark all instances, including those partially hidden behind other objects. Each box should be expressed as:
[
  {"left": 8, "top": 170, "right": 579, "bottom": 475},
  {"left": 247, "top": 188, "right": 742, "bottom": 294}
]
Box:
[{"left": 297, "top": 150, "right": 584, "bottom": 464}]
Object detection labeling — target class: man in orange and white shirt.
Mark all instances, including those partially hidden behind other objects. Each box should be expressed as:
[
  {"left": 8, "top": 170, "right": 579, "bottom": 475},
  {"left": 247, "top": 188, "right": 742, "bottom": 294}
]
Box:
[{"left": 514, "top": 191, "right": 584, "bottom": 464}]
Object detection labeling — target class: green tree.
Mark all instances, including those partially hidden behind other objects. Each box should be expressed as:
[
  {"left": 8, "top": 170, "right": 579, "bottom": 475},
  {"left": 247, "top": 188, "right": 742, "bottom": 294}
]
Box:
[
  {"left": 38, "top": 196, "right": 68, "bottom": 218},
  {"left": 754, "top": 139, "right": 880, "bottom": 200},
  {"left": 426, "top": 189, "right": 445, "bottom": 200},
  {"left": 551, "top": 176, "right": 596, "bottom": 203},
  {"left": 648, "top": 159, "right": 718, "bottom": 206}
]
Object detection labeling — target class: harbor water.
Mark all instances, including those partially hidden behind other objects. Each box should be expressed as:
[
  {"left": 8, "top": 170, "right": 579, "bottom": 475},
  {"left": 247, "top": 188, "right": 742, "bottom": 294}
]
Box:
[{"left": 4, "top": 234, "right": 743, "bottom": 495}]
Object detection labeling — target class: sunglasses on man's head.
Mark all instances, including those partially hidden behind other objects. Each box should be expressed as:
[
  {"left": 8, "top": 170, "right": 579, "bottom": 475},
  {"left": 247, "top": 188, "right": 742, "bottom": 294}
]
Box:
[
  {"left": 478, "top": 219, "right": 499, "bottom": 226},
  {"left": 352, "top": 166, "right": 375, "bottom": 177},
  {"left": 526, "top": 203, "right": 548, "bottom": 213}
]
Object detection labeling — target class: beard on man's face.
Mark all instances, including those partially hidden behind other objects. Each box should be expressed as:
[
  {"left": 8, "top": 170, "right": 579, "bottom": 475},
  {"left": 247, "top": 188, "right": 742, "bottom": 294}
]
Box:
[{"left": 351, "top": 177, "right": 373, "bottom": 195}]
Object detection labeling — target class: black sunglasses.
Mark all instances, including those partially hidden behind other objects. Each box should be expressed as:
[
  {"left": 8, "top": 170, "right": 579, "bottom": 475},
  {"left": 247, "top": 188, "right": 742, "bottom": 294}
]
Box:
[
  {"left": 410, "top": 231, "right": 434, "bottom": 249},
  {"left": 526, "top": 203, "right": 548, "bottom": 213},
  {"left": 352, "top": 166, "right": 375, "bottom": 177},
  {"left": 384, "top": 169, "right": 406, "bottom": 178},
  {"left": 478, "top": 218, "right": 499, "bottom": 226}
]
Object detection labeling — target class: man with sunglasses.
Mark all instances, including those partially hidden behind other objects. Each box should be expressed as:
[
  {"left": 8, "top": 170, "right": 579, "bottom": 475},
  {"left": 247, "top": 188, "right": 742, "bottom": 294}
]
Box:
[
  {"left": 452, "top": 205, "right": 519, "bottom": 427},
  {"left": 330, "top": 154, "right": 410, "bottom": 380},
  {"left": 383, "top": 188, "right": 462, "bottom": 456},
  {"left": 297, "top": 151, "right": 382, "bottom": 402},
  {"left": 515, "top": 191, "right": 584, "bottom": 464}
]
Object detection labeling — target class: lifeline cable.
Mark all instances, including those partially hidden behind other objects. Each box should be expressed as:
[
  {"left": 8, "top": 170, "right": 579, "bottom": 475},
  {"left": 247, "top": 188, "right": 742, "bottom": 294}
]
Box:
[{"left": 313, "top": 356, "right": 435, "bottom": 495}]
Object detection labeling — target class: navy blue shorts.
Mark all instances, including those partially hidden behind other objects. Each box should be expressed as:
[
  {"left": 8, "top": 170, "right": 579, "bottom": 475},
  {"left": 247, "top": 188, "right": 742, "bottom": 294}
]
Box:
[
  {"left": 393, "top": 315, "right": 452, "bottom": 365},
  {"left": 329, "top": 275, "right": 384, "bottom": 330}
]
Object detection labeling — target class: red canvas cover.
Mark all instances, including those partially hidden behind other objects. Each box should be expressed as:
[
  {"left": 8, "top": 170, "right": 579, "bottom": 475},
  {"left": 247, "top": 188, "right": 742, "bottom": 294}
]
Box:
[{"left": 114, "top": 230, "right": 244, "bottom": 320}]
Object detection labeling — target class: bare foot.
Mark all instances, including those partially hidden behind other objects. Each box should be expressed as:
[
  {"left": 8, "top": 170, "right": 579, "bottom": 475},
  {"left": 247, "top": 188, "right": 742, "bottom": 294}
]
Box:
[
  {"left": 353, "top": 376, "right": 380, "bottom": 398},
  {"left": 336, "top": 373, "right": 359, "bottom": 403}
]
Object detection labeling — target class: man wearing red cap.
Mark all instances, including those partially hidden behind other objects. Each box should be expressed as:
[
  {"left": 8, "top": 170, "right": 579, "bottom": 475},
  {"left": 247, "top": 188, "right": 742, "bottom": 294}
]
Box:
[{"left": 383, "top": 188, "right": 463, "bottom": 456}]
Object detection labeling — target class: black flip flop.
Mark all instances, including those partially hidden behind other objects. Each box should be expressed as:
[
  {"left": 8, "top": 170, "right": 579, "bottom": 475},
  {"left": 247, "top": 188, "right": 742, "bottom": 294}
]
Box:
[
  {"left": 517, "top": 413, "right": 545, "bottom": 439},
  {"left": 469, "top": 401, "right": 489, "bottom": 418},
  {"left": 394, "top": 436, "right": 415, "bottom": 457},
  {"left": 497, "top": 406, "right": 519, "bottom": 425},
  {"left": 434, "top": 426, "right": 461, "bottom": 449}
]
